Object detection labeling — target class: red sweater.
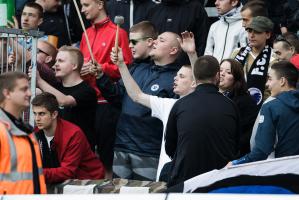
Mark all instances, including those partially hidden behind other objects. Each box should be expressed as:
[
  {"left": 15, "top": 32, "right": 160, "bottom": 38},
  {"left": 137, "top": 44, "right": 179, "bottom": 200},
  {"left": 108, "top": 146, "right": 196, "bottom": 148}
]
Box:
[
  {"left": 43, "top": 118, "right": 105, "bottom": 183},
  {"left": 80, "top": 17, "right": 132, "bottom": 103}
]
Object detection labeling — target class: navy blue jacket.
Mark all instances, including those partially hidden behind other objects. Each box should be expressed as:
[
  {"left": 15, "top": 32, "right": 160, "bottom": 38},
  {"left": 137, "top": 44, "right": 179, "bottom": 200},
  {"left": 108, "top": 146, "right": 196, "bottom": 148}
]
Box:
[
  {"left": 97, "top": 60, "right": 179, "bottom": 157},
  {"left": 233, "top": 90, "right": 299, "bottom": 165}
]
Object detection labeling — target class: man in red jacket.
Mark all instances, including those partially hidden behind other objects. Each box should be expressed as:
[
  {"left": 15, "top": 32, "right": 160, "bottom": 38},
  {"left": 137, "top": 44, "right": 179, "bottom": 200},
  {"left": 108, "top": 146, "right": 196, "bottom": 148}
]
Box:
[
  {"left": 79, "top": 0, "right": 132, "bottom": 178},
  {"left": 32, "top": 92, "right": 105, "bottom": 184}
]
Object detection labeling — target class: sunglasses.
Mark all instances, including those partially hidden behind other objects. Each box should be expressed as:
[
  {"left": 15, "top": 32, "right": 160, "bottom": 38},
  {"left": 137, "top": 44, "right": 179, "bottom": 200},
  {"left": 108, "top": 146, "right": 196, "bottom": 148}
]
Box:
[
  {"left": 129, "top": 37, "right": 151, "bottom": 45},
  {"left": 37, "top": 48, "right": 49, "bottom": 56}
]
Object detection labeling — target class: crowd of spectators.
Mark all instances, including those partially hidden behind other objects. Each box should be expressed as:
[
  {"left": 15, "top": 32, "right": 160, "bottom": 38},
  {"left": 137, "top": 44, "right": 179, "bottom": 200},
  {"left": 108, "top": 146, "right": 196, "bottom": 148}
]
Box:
[{"left": 1, "top": 0, "right": 299, "bottom": 194}]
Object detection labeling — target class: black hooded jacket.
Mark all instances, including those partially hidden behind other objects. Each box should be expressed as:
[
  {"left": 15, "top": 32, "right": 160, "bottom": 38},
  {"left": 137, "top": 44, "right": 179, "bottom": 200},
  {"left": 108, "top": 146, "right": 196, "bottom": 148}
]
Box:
[
  {"left": 107, "top": 0, "right": 156, "bottom": 33},
  {"left": 146, "top": 0, "right": 209, "bottom": 58}
]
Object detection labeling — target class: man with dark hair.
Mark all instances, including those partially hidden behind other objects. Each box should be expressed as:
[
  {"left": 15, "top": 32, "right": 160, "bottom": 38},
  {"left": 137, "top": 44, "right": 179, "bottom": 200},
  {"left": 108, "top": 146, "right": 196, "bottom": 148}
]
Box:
[
  {"left": 33, "top": 46, "right": 97, "bottom": 150},
  {"left": 240, "top": 0, "right": 268, "bottom": 28},
  {"left": 0, "top": 72, "right": 47, "bottom": 194},
  {"left": 32, "top": 92, "right": 105, "bottom": 184},
  {"left": 165, "top": 55, "right": 239, "bottom": 186},
  {"left": 8, "top": 2, "right": 44, "bottom": 30},
  {"left": 229, "top": 61, "right": 299, "bottom": 166}
]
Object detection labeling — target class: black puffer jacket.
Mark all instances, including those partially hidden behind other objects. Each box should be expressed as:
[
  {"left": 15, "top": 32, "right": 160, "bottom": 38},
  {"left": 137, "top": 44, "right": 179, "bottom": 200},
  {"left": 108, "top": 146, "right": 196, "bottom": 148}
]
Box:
[
  {"left": 146, "top": 0, "right": 208, "bottom": 58},
  {"left": 107, "top": 0, "right": 156, "bottom": 33}
]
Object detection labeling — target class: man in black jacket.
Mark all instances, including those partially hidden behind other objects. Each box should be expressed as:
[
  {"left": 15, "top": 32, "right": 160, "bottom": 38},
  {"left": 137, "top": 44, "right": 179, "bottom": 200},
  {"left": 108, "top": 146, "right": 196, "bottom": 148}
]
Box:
[
  {"left": 146, "top": 0, "right": 208, "bottom": 65},
  {"left": 165, "top": 55, "right": 239, "bottom": 186}
]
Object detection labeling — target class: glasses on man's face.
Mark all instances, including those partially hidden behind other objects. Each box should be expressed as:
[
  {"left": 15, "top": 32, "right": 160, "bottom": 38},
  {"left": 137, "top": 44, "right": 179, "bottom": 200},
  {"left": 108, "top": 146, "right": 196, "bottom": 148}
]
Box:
[
  {"left": 37, "top": 48, "right": 49, "bottom": 56},
  {"left": 129, "top": 37, "right": 151, "bottom": 45}
]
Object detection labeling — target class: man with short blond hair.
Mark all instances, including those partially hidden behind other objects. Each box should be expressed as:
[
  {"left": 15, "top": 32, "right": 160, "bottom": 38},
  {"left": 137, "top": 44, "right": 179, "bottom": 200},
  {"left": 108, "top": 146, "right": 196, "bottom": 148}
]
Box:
[{"left": 35, "top": 46, "right": 97, "bottom": 150}]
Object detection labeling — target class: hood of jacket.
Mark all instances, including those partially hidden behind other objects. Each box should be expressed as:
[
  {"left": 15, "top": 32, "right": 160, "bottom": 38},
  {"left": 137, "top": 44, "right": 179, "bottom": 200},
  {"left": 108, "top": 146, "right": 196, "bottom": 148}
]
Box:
[
  {"left": 219, "top": 5, "right": 242, "bottom": 24},
  {"left": 277, "top": 90, "right": 299, "bottom": 111}
]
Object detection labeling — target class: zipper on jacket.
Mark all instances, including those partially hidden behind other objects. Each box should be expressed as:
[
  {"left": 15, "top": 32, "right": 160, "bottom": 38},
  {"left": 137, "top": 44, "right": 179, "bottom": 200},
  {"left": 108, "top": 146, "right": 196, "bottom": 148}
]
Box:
[{"left": 221, "top": 18, "right": 229, "bottom": 61}]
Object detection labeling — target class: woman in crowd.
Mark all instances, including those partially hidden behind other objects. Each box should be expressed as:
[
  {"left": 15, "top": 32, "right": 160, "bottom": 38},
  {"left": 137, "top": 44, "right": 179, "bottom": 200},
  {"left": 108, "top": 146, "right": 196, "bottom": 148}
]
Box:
[{"left": 219, "top": 59, "right": 259, "bottom": 156}]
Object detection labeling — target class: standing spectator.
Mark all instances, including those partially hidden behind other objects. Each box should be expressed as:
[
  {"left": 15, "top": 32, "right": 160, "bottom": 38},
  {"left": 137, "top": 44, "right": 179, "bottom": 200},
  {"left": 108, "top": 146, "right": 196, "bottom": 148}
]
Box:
[
  {"left": 109, "top": 31, "right": 198, "bottom": 181},
  {"left": 232, "top": 16, "right": 276, "bottom": 106},
  {"left": 63, "top": 0, "right": 91, "bottom": 46},
  {"left": 97, "top": 31, "right": 181, "bottom": 181},
  {"left": 79, "top": 0, "right": 132, "bottom": 177},
  {"left": 36, "top": 0, "right": 71, "bottom": 47},
  {"left": 281, "top": 0, "right": 299, "bottom": 35},
  {"left": 240, "top": 0, "right": 268, "bottom": 28},
  {"left": 165, "top": 55, "right": 239, "bottom": 186},
  {"left": 32, "top": 92, "right": 105, "bottom": 184},
  {"left": 229, "top": 61, "right": 299, "bottom": 165},
  {"left": 33, "top": 46, "right": 97, "bottom": 151},
  {"left": 219, "top": 59, "right": 258, "bottom": 156},
  {"left": 0, "top": 72, "right": 46, "bottom": 194},
  {"left": 106, "top": 0, "right": 156, "bottom": 33},
  {"left": 204, "top": 0, "right": 247, "bottom": 62},
  {"left": 146, "top": 0, "right": 208, "bottom": 63}
]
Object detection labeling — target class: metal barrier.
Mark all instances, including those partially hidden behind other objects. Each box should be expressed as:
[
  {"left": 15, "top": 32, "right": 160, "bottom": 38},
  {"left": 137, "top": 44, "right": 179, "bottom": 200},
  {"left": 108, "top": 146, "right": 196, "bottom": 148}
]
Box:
[{"left": 0, "top": 27, "right": 44, "bottom": 126}]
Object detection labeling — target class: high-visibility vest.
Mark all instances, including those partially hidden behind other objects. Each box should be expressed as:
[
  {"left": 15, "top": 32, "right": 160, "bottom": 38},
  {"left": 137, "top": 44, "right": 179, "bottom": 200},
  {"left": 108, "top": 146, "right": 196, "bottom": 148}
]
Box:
[{"left": 0, "top": 110, "right": 46, "bottom": 194}]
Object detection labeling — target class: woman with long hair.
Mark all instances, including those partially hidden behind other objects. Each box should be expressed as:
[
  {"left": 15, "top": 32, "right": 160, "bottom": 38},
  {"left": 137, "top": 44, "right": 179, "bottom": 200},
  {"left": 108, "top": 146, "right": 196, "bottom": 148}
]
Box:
[{"left": 219, "top": 59, "right": 259, "bottom": 156}]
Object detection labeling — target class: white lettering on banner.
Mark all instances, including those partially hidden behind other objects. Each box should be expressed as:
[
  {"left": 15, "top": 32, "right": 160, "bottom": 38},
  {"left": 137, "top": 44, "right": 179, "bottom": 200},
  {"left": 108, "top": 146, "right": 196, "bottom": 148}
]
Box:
[
  {"left": 251, "top": 68, "right": 264, "bottom": 76},
  {"left": 257, "top": 58, "right": 266, "bottom": 66}
]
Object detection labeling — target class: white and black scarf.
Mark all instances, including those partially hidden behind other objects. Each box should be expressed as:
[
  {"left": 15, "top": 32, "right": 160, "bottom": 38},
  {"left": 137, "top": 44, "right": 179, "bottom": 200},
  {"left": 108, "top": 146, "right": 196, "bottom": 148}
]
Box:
[{"left": 235, "top": 45, "right": 272, "bottom": 106}]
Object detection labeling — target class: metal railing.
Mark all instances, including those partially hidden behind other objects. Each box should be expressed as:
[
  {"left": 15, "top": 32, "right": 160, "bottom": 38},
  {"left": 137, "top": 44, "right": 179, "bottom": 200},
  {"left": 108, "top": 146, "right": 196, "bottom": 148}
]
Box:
[{"left": 0, "top": 27, "right": 44, "bottom": 126}]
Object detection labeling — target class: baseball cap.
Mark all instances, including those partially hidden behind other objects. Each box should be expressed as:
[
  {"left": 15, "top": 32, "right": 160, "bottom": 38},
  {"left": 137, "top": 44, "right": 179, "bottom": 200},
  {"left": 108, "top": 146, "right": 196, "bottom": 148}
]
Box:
[{"left": 246, "top": 16, "right": 274, "bottom": 32}]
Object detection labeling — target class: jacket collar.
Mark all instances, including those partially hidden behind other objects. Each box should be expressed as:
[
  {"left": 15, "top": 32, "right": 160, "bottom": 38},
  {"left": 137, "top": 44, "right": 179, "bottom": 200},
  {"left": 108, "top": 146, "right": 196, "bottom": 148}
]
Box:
[
  {"left": 93, "top": 17, "right": 110, "bottom": 29},
  {"left": 0, "top": 109, "right": 30, "bottom": 136},
  {"left": 195, "top": 83, "right": 219, "bottom": 93},
  {"left": 152, "top": 62, "right": 179, "bottom": 72}
]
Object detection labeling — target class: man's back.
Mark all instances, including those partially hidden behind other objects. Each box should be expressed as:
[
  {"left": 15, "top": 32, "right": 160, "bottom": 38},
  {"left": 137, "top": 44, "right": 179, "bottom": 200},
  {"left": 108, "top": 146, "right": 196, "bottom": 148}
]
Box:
[{"left": 166, "top": 84, "right": 239, "bottom": 186}]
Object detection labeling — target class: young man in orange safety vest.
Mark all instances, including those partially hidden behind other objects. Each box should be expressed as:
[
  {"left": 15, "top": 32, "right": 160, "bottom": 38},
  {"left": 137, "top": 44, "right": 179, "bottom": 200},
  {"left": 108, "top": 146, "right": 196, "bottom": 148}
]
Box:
[{"left": 0, "top": 72, "right": 46, "bottom": 194}]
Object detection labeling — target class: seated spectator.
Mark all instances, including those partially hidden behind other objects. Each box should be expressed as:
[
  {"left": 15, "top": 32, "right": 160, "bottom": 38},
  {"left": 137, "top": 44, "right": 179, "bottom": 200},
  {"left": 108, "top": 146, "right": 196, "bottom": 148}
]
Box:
[
  {"left": 232, "top": 16, "right": 276, "bottom": 107},
  {"left": 229, "top": 61, "right": 299, "bottom": 166},
  {"left": 204, "top": 0, "right": 247, "bottom": 61},
  {"left": 33, "top": 45, "right": 97, "bottom": 150},
  {"left": 219, "top": 59, "right": 259, "bottom": 156},
  {"left": 32, "top": 92, "right": 105, "bottom": 184}
]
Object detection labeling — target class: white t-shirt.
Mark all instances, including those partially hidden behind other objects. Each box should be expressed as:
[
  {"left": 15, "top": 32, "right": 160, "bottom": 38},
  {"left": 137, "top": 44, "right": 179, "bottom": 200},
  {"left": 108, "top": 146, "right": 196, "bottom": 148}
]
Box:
[
  {"left": 45, "top": 135, "right": 54, "bottom": 148},
  {"left": 150, "top": 96, "right": 177, "bottom": 181}
]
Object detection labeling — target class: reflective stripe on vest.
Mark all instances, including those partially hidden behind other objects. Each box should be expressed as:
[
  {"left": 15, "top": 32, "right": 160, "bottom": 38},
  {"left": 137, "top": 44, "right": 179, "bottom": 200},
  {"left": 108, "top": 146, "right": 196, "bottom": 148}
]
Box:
[
  {"left": 0, "top": 168, "right": 43, "bottom": 181},
  {"left": 3, "top": 128, "right": 43, "bottom": 182}
]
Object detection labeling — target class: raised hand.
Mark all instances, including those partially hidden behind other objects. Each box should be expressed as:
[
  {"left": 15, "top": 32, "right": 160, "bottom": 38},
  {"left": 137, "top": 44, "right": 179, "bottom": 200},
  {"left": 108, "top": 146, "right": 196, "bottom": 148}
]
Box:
[
  {"left": 110, "top": 47, "right": 124, "bottom": 66},
  {"left": 7, "top": 16, "right": 19, "bottom": 29},
  {"left": 178, "top": 31, "right": 196, "bottom": 54}
]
